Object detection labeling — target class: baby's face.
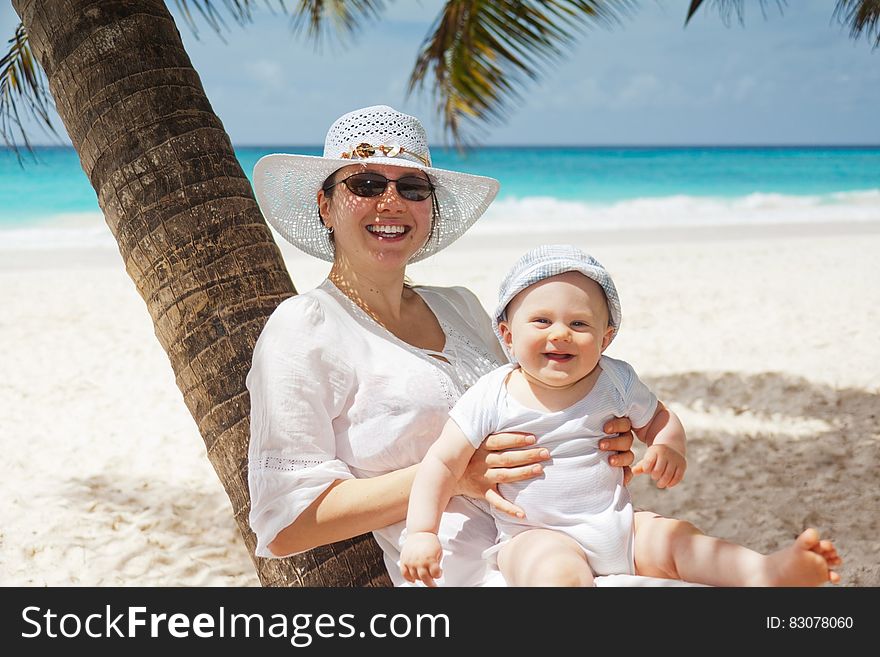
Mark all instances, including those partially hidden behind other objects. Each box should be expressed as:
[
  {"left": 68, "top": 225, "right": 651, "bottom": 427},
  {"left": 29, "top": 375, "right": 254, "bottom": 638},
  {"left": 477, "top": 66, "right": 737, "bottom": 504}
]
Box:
[{"left": 500, "top": 272, "right": 614, "bottom": 388}]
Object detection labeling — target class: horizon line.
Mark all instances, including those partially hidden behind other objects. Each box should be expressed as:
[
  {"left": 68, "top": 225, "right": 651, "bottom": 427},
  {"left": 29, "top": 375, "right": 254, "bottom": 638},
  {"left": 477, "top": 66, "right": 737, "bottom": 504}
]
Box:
[{"left": 5, "top": 143, "right": 880, "bottom": 151}]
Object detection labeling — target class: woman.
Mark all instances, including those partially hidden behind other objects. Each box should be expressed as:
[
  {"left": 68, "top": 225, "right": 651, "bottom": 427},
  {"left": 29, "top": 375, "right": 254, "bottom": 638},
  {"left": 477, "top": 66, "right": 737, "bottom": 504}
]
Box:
[{"left": 247, "top": 105, "right": 643, "bottom": 586}]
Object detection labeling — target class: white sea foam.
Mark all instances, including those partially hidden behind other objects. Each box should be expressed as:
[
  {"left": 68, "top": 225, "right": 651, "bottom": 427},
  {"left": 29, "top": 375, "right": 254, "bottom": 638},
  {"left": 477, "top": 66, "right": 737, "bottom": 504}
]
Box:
[
  {"left": 474, "top": 189, "right": 880, "bottom": 235},
  {"left": 0, "top": 212, "right": 115, "bottom": 250},
  {"left": 1, "top": 191, "right": 878, "bottom": 249}
]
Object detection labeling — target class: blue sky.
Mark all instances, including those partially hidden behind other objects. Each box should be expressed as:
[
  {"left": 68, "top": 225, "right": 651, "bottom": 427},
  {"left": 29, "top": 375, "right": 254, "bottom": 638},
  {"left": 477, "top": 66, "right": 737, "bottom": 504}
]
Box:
[{"left": 3, "top": 0, "right": 879, "bottom": 145}]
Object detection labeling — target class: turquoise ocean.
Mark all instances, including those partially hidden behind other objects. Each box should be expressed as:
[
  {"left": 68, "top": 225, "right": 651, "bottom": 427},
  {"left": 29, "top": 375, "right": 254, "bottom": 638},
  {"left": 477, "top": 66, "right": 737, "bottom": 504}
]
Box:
[{"left": 2, "top": 146, "right": 878, "bottom": 248}]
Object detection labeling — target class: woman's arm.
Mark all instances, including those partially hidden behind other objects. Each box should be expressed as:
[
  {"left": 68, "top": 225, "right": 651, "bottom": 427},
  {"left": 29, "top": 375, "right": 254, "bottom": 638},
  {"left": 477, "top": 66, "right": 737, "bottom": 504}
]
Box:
[
  {"left": 267, "top": 464, "right": 419, "bottom": 556},
  {"left": 268, "top": 420, "right": 635, "bottom": 556},
  {"left": 268, "top": 429, "right": 538, "bottom": 556}
]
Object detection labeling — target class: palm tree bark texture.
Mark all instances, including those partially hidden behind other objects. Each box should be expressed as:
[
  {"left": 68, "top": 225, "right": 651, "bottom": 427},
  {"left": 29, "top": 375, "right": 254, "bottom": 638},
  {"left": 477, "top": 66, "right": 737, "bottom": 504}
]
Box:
[{"left": 12, "top": 0, "right": 391, "bottom": 587}]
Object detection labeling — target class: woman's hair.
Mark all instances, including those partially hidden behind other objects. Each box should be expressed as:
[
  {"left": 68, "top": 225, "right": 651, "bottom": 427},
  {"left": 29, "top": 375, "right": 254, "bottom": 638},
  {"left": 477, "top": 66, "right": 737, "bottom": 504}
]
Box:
[{"left": 318, "top": 169, "right": 441, "bottom": 250}]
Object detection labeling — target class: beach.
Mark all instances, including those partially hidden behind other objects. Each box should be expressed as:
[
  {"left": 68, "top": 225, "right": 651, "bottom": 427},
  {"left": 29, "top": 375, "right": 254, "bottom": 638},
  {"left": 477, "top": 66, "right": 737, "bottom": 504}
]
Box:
[{"left": 1, "top": 220, "right": 878, "bottom": 586}]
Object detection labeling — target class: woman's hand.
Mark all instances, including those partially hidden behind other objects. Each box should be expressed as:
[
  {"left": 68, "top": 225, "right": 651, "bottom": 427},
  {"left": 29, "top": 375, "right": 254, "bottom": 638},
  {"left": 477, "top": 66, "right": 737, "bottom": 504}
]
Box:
[
  {"left": 456, "top": 432, "right": 548, "bottom": 517},
  {"left": 600, "top": 417, "right": 636, "bottom": 485},
  {"left": 458, "top": 418, "right": 635, "bottom": 513}
]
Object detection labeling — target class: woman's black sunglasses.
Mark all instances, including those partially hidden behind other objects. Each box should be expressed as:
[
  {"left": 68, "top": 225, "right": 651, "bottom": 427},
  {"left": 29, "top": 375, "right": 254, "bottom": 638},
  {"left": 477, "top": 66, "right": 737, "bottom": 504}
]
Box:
[{"left": 323, "top": 172, "right": 435, "bottom": 202}]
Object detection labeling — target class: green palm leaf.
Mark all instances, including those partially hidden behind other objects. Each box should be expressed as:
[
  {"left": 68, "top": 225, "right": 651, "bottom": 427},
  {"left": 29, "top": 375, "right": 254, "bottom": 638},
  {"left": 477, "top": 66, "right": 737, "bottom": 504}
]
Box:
[
  {"left": 688, "top": 0, "right": 880, "bottom": 47},
  {"left": 171, "top": 1, "right": 385, "bottom": 41},
  {"left": 4, "top": 0, "right": 878, "bottom": 152},
  {"left": 685, "top": 0, "right": 784, "bottom": 25},
  {"left": 171, "top": 1, "right": 253, "bottom": 38},
  {"left": 834, "top": 0, "right": 880, "bottom": 47},
  {"left": 0, "top": 23, "right": 57, "bottom": 157},
  {"left": 0, "top": 1, "right": 384, "bottom": 152},
  {"left": 286, "top": 0, "right": 385, "bottom": 41},
  {"left": 408, "top": 0, "right": 633, "bottom": 144}
]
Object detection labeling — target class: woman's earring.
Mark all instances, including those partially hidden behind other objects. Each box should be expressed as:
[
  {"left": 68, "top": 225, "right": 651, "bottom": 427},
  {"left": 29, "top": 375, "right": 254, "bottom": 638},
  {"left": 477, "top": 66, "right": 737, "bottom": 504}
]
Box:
[{"left": 326, "top": 225, "right": 334, "bottom": 234}]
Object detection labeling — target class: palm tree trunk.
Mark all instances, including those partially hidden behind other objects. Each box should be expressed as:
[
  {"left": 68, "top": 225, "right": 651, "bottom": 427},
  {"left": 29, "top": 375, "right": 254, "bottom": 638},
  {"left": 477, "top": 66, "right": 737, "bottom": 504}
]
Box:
[{"left": 12, "top": 0, "right": 390, "bottom": 587}]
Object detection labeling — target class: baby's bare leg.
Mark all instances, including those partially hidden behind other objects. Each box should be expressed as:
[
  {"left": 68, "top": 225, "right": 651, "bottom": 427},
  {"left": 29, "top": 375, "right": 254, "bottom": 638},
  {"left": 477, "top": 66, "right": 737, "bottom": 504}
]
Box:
[
  {"left": 497, "top": 529, "right": 594, "bottom": 587},
  {"left": 633, "top": 512, "right": 842, "bottom": 587}
]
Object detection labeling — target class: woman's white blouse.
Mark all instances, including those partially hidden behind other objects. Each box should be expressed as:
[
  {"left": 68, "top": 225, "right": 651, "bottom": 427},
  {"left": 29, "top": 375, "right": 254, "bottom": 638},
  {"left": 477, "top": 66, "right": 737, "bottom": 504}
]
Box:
[{"left": 247, "top": 279, "right": 507, "bottom": 585}]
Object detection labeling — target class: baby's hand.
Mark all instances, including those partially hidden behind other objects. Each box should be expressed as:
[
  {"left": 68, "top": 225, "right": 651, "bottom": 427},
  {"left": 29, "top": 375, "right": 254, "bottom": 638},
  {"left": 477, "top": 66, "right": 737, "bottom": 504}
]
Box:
[
  {"left": 631, "top": 444, "right": 686, "bottom": 489},
  {"left": 400, "top": 532, "right": 443, "bottom": 587}
]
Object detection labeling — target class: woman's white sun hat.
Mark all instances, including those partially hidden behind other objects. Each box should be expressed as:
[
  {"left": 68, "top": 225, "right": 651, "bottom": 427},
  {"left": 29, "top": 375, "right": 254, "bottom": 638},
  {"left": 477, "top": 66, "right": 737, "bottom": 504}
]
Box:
[
  {"left": 493, "top": 244, "right": 622, "bottom": 358},
  {"left": 252, "top": 105, "right": 500, "bottom": 263}
]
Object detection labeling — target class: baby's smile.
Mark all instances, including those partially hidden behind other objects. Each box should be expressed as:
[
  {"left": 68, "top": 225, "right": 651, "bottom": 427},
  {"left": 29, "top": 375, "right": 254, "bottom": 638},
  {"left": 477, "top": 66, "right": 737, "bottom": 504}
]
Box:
[{"left": 543, "top": 352, "right": 574, "bottom": 362}]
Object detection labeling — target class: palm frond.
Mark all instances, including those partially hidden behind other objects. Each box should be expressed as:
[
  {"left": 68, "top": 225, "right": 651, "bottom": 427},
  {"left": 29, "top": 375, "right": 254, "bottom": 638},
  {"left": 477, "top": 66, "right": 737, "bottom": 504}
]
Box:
[
  {"left": 834, "top": 0, "right": 880, "bottom": 47},
  {"left": 172, "top": 0, "right": 255, "bottom": 40},
  {"left": 685, "top": 0, "right": 786, "bottom": 26},
  {"left": 287, "top": 0, "right": 386, "bottom": 43},
  {"left": 408, "top": 1, "right": 634, "bottom": 146},
  {"left": 172, "top": 1, "right": 385, "bottom": 43},
  {"left": 0, "top": 23, "right": 59, "bottom": 158}
]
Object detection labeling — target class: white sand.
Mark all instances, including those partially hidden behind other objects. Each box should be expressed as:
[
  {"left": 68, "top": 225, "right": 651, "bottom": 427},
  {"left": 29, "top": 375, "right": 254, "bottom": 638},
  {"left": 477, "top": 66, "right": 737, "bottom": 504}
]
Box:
[{"left": 1, "top": 221, "right": 878, "bottom": 586}]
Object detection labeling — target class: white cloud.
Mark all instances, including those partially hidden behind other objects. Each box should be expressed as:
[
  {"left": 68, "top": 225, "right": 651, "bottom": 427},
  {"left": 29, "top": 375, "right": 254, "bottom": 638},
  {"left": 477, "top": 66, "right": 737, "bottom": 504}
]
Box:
[
  {"left": 614, "top": 74, "right": 664, "bottom": 107},
  {"left": 246, "top": 59, "right": 285, "bottom": 89}
]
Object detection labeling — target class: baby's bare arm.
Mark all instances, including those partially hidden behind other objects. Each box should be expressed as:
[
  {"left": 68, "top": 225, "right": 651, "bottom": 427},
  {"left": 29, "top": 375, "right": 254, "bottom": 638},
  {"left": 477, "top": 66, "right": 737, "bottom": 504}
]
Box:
[
  {"left": 401, "top": 420, "right": 477, "bottom": 587},
  {"left": 632, "top": 402, "right": 688, "bottom": 488},
  {"left": 406, "top": 419, "right": 477, "bottom": 534},
  {"left": 633, "top": 401, "right": 686, "bottom": 455}
]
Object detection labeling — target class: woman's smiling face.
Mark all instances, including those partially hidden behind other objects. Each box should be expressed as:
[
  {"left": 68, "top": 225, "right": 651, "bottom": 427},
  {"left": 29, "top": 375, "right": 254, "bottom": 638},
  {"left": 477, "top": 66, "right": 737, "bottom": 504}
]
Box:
[{"left": 317, "top": 163, "right": 435, "bottom": 272}]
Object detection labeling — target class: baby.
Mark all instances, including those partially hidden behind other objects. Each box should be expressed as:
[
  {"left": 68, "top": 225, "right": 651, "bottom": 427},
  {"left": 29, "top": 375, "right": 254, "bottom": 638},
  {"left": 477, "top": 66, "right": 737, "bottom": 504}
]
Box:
[{"left": 400, "top": 244, "right": 841, "bottom": 587}]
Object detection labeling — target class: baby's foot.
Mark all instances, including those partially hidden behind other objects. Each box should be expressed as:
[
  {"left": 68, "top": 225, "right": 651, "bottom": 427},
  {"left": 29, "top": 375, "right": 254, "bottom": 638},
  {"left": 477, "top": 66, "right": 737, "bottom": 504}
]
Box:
[{"left": 754, "top": 528, "right": 842, "bottom": 586}]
